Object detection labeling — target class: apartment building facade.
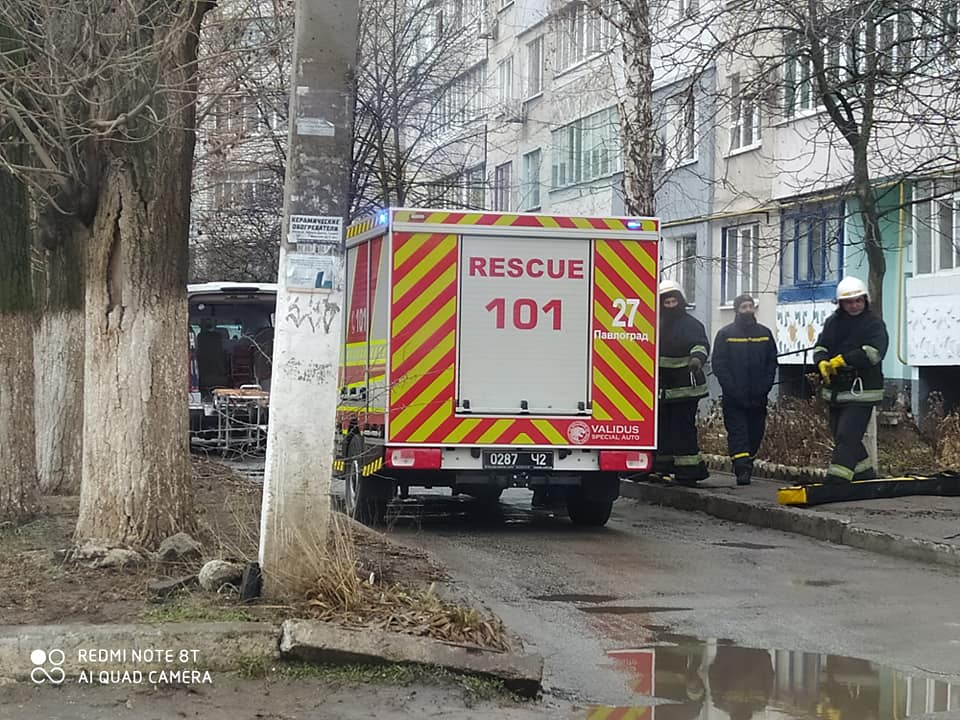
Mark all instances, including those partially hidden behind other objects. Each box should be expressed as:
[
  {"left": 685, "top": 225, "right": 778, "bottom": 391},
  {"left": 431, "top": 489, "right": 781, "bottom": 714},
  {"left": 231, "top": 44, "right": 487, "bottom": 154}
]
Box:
[{"left": 193, "top": 0, "right": 960, "bottom": 414}]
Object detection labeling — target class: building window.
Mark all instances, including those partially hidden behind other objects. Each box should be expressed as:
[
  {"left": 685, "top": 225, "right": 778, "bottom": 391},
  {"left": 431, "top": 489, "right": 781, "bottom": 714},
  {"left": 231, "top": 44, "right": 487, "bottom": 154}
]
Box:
[
  {"left": 215, "top": 96, "right": 259, "bottom": 134},
  {"left": 493, "top": 162, "right": 513, "bottom": 211},
  {"left": 680, "top": 235, "right": 697, "bottom": 304},
  {"left": 914, "top": 179, "right": 960, "bottom": 274},
  {"left": 465, "top": 164, "right": 486, "bottom": 209},
  {"left": 662, "top": 235, "right": 698, "bottom": 305},
  {"left": 664, "top": 90, "right": 696, "bottom": 165},
  {"left": 215, "top": 168, "right": 276, "bottom": 210},
  {"left": 555, "top": 0, "right": 619, "bottom": 71},
  {"left": 551, "top": 106, "right": 622, "bottom": 188},
  {"left": 497, "top": 56, "right": 514, "bottom": 104},
  {"left": 729, "top": 74, "right": 761, "bottom": 151},
  {"left": 430, "top": 64, "right": 484, "bottom": 137},
  {"left": 779, "top": 201, "right": 843, "bottom": 299},
  {"left": 721, "top": 224, "right": 760, "bottom": 305},
  {"left": 783, "top": 32, "right": 819, "bottom": 118},
  {"left": 526, "top": 36, "right": 544, "bottom": 96},
  {"left": 521, "top": 149, "right": 542, "bottom": 210}
]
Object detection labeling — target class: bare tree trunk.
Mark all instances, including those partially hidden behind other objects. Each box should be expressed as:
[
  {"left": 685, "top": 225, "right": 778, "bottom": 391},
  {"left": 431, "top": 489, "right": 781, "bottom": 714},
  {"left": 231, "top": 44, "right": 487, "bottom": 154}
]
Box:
[
  {"left": 34, "top": 218, "right": 85, "bottom": 495},
  {"left": 75, "top": 165, "right": 193, "bottom": 547},
  {"left": 75, "top": 2, "right": 207, "bottom": 547},
  {"left": 619, "top": 0, "right": 656, "bottom": 217},
  {"left": 0, "top": 166, "right": 39, "bottom": 523},
  {"left": 0, "top": 314, "right": 39, "bottom": 523},
  {"left": 853, "top": 149, "right": 886, "bottom": 318},
  {"left": 34, "top": 310, "right": 84, "bottom": 494}
]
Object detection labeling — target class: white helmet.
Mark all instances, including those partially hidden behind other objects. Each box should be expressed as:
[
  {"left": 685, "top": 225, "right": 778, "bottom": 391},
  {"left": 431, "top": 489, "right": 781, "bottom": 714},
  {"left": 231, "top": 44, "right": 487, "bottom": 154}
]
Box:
[
  {"left": 659, "top": 279, "right": 685, "bottom": 302},
  {"left": 836, "top": 276, "right": 868, "bottom": 302}
]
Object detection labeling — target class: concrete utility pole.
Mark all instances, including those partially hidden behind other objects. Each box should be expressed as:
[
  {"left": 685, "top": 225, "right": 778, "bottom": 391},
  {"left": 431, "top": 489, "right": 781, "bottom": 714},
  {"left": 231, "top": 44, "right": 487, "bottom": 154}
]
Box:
[{"left": 259, "top": 0, "right": 359, "bottom": 597}]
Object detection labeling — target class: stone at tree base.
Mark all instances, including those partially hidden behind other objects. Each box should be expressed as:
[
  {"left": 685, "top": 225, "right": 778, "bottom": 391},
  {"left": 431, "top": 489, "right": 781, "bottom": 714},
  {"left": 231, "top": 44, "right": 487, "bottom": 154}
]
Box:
[
  {"left": 199, "top": 560, "right": 244, "bottom": 591},
  {"left": 157, "top": 532, "right": 202, "bottom": 562},
  {"left": 97, "top": 548, "right": 144, "bottom": 568},
  {"left": 64, "top": 540, "right": 143, "bottom": 568}
]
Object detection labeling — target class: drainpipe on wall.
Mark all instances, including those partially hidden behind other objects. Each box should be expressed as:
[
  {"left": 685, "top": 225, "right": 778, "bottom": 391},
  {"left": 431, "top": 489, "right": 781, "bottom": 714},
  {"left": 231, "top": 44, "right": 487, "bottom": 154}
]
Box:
[{"left": 896, "top": 181, "right": 909, "bottom": 367}]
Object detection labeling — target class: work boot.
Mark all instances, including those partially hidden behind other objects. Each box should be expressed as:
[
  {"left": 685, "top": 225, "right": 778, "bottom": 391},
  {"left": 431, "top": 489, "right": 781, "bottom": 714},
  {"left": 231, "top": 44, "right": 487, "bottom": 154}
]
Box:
[
  {"left": 852, "top": 467, "right": 878, "bottom": 482},
  {"left": 732, "top": 458, "right": 752, "bottom": 486}
]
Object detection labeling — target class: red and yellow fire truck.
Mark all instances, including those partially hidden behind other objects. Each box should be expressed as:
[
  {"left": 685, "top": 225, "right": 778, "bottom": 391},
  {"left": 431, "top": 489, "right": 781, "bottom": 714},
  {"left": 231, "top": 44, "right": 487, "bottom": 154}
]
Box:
[{"left": 335, "top": 208, "right": 660, "bottom": 526}]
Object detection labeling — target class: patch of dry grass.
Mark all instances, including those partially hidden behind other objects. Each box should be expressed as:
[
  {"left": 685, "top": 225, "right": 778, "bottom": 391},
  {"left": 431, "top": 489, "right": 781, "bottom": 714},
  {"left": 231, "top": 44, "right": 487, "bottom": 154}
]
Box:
[
  {"left": 699, "top": 395, "right": 947, "bottom": 475},
  {"left": 699, "top": 397, "right": 833, "bottom": 467},
  {"left": 302, "top": 514, "right": 512, "bottom": 652},
  {"left": 190, "top": 460, "right": 511, "bottom": 652}
]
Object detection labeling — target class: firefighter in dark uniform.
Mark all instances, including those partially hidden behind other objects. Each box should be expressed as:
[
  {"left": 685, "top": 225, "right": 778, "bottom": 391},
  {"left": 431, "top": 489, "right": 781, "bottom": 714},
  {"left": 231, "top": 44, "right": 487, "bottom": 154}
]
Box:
[
  {"left": 712, "top": 294, "right": 778, "bottom": 486},
  {"left": 656, "top": 280, "right": 710, "bottom": 484},
  {"left": 813, "top": 277, "right": 889, "bottom": 484}
]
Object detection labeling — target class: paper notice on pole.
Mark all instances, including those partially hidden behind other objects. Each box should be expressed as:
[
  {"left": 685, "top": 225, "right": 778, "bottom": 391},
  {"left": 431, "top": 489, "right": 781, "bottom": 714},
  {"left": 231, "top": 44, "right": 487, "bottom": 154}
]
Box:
[
  {"left": 288, "top": 215, "right": 342, "bottom": 249},
  {"left": 285, "top": 252, "right": 337, "bottom": 293}
]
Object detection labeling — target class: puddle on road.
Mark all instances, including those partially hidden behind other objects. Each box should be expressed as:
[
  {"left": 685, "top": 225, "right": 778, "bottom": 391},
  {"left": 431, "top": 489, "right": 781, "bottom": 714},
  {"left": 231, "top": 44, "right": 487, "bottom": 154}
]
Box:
[
  {"left": 587, "top": 632, "right": 958, "bottom": 720},
  {"left": 536, "top": 594, "right": 620, "bottom": 603},
  {"left": 578, "top": 606, "right": 693, "bottom": 615}
]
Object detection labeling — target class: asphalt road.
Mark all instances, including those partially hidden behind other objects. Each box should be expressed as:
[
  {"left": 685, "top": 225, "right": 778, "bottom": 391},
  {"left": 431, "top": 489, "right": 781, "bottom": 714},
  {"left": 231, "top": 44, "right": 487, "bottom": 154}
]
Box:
[{"left": 385, "top": 489, "right": 960, "bottom": 714}]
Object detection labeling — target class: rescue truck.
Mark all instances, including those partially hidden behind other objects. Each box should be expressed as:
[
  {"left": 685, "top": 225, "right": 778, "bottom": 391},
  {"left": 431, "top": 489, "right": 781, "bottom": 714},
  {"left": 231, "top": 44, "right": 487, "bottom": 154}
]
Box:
[{"left": 335, "top": 208, "right": 660, "bottom": 526}]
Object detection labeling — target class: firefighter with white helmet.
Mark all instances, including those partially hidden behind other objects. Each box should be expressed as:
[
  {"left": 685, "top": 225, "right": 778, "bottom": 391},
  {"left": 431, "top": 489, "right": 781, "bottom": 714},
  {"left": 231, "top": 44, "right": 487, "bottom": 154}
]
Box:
[
  {"left": 655, "top": 279, "right": 711, "bottom": 484},
  {"left": 812, "top": 276, "right": 889, "bottom": 484}
]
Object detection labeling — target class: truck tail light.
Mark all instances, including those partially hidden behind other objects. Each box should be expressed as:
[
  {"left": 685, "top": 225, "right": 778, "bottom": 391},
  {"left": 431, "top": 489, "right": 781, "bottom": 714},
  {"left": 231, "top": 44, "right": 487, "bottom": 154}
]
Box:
[
  {"left": 599, "top": 451, "right": 652, "bottom": 472},
  {"left": 386, "top": 447, "right": 442, "bottom": 469}
]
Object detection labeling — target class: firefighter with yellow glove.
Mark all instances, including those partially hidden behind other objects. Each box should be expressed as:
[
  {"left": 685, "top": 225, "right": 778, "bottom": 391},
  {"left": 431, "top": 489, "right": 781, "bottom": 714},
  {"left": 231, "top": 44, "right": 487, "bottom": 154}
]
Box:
[
  {"left": 655, "top": 280, "right": 711, "bottom": 485},
  {"left": 812, "top": 277, "right": 889, "bottom": 484}
]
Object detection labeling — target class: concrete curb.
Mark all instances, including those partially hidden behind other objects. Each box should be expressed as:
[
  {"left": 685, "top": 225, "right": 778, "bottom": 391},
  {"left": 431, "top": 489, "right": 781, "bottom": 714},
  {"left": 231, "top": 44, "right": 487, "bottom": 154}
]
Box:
[
  {"left": 0, "top": 619, "right": 544, "bottom": 694},
  {"left": 703, "top": 453, "right": 829, "bottom": 483},
  {"left": 619, "top": 480, "right": 960, "bottom": 570},
  {"left": 280, "top": 619, "right": 543, "bottom": 697},
  {"left": 0, "top": 622, "right": 280, "bottom": 682}
]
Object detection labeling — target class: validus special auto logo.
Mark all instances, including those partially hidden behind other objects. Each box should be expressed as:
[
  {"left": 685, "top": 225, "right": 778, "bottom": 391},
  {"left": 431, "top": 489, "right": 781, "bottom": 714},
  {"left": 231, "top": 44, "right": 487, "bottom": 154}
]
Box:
[{"left": 566, "top": 420, "right": 591, "bottom": 445}]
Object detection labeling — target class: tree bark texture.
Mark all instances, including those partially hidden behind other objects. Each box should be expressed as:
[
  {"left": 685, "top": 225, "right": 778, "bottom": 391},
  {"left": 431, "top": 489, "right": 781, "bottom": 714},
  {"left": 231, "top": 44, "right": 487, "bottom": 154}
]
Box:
[
  {"left": 75, "top": 3, "right": 207, "bottom": 547},
  {"left": 34, "top": 310, "right": 84, "bottom": 494},
  {"left": 619, "top": 0, "right": 656, "bottom": 217},
  {"left": 0, "top": 165, "right": 39, "bottom": 523},
  {"left": 0, "top": 314, "right": 39, "bottom": 523},
  {"left": 75, "top": 160, "right": 193, "bottom": 547},
  {"left": 33, "top": 216, "right": 85, "bottom": 495}
]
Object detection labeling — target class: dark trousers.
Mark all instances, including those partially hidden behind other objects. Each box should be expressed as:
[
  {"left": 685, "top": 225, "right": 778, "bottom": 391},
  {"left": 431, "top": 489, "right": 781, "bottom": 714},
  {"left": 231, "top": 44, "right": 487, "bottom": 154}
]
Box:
[
  {"left": 656, "top": 399, "right": 708, "bottom": 481},
  {"left": 722, "top": 399, "right": 767, "bottom": 470},
  {"left": 828, "top": 404, "right": 874, "bottom": 482}
]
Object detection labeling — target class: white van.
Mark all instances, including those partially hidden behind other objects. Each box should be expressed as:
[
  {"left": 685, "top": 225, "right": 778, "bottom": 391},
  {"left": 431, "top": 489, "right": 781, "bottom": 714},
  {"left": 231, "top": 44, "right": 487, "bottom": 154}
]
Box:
[{"left": 188, "top": 282, "right": 278, "bottom": 447}]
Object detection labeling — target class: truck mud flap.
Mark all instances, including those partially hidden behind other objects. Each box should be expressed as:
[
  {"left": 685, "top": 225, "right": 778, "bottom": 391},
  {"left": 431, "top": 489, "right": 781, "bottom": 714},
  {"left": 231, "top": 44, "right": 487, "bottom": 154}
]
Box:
[
  {"left": 778, "top": 471, "right": 960, "bottom": 507},
  {"left": 582, "top": 473, "right": 621, "bottom": 503}
]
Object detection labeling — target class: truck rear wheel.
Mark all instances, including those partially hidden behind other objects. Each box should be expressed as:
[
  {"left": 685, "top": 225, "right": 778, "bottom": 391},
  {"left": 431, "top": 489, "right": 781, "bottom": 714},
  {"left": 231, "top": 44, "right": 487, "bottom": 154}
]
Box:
[
  {"left": 567, "top": 497, "right": 613, "bottom": 527},
  {"left": 344, "top": 435, "right": 393, "bottom": 525}
]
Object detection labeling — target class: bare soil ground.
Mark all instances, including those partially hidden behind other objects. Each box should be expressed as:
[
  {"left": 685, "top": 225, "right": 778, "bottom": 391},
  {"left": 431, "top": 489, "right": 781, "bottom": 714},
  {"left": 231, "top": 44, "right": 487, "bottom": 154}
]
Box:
[
  {"left": 0, "top": 671, "right": 570, "bottom": 720},
  {"left": 0, "top": 458, "right": 446, "bottom": 627}
]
